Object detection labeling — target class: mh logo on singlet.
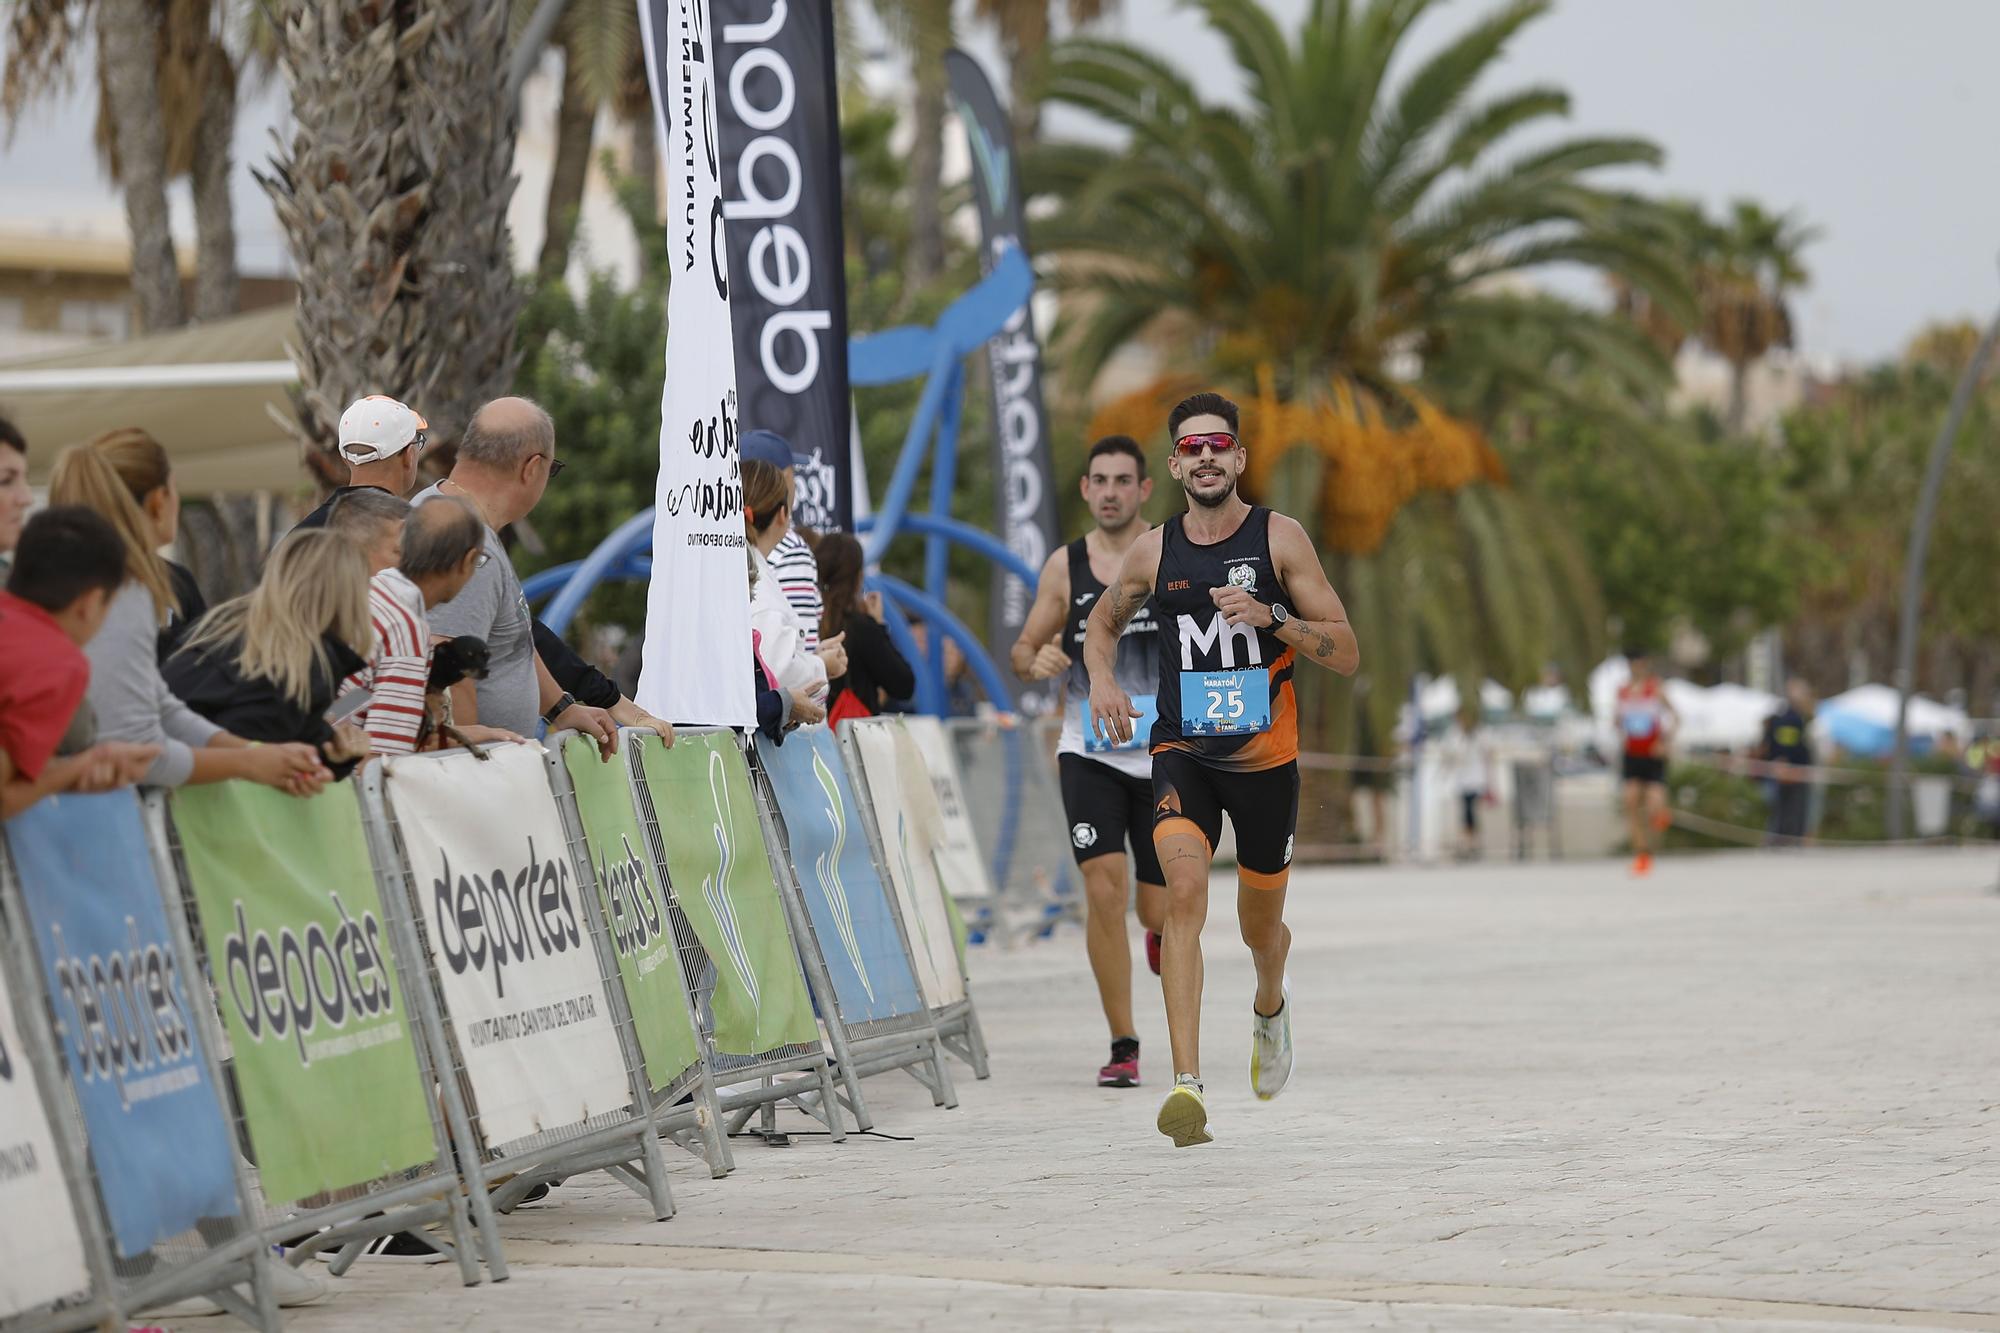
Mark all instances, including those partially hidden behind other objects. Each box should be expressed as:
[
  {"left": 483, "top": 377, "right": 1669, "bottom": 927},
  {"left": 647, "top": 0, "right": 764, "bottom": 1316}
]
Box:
[{"left": 1175, "top": 612, "right": 1271, "bottom": 736}]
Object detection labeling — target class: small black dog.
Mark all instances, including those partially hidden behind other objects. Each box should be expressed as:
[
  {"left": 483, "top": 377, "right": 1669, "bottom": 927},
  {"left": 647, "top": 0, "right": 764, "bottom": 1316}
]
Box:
[
  {"left": 420, "top": 636, "right": 494, "bottom": 756},
  {"left": 427, "top": 635, "right": 491, "bottom": 693}
]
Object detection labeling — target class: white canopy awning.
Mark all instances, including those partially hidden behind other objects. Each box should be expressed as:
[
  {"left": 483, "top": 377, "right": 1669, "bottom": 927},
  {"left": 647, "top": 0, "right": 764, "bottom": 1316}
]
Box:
[{"left": 0, "top": 306, "right": 308, "bottom": 496}]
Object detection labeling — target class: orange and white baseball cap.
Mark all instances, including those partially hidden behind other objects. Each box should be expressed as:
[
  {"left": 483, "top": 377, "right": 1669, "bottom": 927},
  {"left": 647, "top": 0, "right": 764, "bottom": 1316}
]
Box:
[{"left": 337, "top": 395, "right": 429, "bottom": 464}]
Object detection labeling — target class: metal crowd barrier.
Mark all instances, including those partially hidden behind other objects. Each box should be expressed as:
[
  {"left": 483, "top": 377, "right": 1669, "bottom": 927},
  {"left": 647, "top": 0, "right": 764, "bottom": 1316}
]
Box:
[
  {"left": 842, "top": 718, "right": 991, "bottom": 1081},
  {"left": 148, "top": 786, "right": 492, "bottom": 1283},
  {"left": 1, "top": 792, "right": 278, "bottom": 1330},
  {"left": 945, "top": 715, "right": 1082, "bottom": 946},
  {"left": 623, "top": 729, "right": 847, "bottom": 1142},
  {"left": 362, "top": 747, "right": 673, "bottom": 1272},
  {"left": 2, "top": 720, "right": 993, "bottom": 1329},
  {"left": 747, "top": 729, "right": 957, "bottom": 1127}
]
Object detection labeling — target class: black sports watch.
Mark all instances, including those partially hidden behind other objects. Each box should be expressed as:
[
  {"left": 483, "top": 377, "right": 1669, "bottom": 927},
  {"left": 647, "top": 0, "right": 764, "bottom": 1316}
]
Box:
[
  {"left": 1269, "top": 602, "right": 1290, "bottom": 628},
  {"left": 543, "top": 691, "right": 577, "bottom": 725}
]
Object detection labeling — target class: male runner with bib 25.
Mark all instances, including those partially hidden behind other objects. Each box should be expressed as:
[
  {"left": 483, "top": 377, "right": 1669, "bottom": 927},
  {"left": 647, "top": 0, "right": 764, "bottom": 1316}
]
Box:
[
  {"left": 1012, "top": 436, "right": 1165, "bottom": 1090},
  {"left": 1086, "top": 392, "right": 1359, "bottom": 1147}
]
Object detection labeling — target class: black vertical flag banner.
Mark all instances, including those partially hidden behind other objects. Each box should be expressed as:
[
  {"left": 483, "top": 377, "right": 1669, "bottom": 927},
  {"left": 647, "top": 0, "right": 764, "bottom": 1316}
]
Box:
[
  {"left": 946, "top": 49, "right": 1059, "bottom": 703},
  {"left": 712, "top": 0, "right": 854, "bottom": 531}
]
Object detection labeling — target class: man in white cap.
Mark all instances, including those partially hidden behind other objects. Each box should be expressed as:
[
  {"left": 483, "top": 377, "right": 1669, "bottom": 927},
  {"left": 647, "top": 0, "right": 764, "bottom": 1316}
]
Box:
[{"left": 294, "top": 395, "right": 429, "bottom": 530}]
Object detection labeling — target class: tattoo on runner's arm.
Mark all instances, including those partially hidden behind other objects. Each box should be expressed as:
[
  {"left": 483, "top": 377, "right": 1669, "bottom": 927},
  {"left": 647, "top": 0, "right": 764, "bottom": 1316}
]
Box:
[{"left": 1102, "top": 584, "right": 1136, "bottom": 632}]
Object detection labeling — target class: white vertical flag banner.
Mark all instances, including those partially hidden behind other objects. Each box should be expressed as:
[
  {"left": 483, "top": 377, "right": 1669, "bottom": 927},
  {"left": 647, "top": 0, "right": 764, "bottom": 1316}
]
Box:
[
  {"left": 637, "top": 0, "right": 755, "bottom": 726},
  {"left": 384, "top": 746, "right": 633, "bottom": 1145},
  {"left": 0, "top": 969, "right": 91, "bottom": 1318}
]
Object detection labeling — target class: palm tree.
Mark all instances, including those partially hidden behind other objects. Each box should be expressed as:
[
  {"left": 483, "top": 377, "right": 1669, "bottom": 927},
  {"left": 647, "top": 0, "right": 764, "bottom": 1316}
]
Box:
[
  {"left": 972, "top": 0, "right": 1117, "bottom": 142},
  {"left": 509, "top": 0, "right": 649, "bottom": 284},
  {"left": 1612, "top": 198, "right": 1818, "bottom": 432},
  {"left": 3, "top": 0, "right": 247, "bottom": 327},
  {"left": 258, "top": 0, "right": 525, "bottom": 480},
  {"left": 1038, "top": 0, "right": 1688, "bottom": 704},
  {"left": 867, "top": 0, "right": 955, "bottom": 284}
]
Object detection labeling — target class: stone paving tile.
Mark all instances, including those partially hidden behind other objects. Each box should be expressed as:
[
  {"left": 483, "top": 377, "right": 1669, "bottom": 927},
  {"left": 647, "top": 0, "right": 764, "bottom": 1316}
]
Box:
[{"left": 277, "top": 849, "right": 2000, "bottom": 1330}]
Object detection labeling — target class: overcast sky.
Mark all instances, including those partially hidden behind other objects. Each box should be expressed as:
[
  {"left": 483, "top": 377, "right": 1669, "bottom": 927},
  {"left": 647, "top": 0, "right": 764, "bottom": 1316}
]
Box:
[{"left": 3, "top": 0, "right": 1995, "bottom": 366}]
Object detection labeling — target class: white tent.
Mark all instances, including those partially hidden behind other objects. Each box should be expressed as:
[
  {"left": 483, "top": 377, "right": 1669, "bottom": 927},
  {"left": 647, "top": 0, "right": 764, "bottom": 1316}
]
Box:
[
  {"left": 1416, "top": 676, "right": 1514, "bottom": 721},
  {"left": 1814, "top": 684, "right": 1971, "bottom": 757},
  {"left": 0, "top": 306, "right": 306, "bottom": 496}
]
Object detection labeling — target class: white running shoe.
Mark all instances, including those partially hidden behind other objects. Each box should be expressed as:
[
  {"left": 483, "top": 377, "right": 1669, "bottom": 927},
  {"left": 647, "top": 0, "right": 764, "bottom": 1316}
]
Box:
[
  {"left": 1251, "top": 976, "right": 1294, "bottom": 1101},
  {"left": 1156, "top": 1074, "right": 1213, "bottom": 1147}
]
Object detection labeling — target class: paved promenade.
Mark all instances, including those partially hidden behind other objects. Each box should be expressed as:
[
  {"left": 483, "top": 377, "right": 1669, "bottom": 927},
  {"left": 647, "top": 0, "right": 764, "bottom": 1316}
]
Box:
[{"left": 286, "top": 849, "right": 2000, "bottom": 1331}]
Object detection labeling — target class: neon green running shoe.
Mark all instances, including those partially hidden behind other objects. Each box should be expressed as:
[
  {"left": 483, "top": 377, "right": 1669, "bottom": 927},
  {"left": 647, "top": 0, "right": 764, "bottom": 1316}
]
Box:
[
  {"left": 1157, "top": 1074, "right": 1213, "bottom": 1147},
  {"left": 1251, "top": 976, "right": 1294, "bottom": 1101}
]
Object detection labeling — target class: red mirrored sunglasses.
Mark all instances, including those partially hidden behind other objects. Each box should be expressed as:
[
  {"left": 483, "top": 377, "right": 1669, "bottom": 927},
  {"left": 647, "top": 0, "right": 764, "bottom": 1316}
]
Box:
[{"left": 1172, "top": 431, "right": 1239, "bottom": 458}]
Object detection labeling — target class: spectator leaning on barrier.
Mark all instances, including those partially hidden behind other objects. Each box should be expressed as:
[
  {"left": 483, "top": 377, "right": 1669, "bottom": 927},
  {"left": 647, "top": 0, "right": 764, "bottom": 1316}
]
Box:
[
  {"left": 164, "top": 529, "right": 376, "bottom": 779},
  {"left": 49, "top": 441, "right": 329, "bottom": 794},
  {"left": 302, "top": 392, "right": 637, "bottom": 723},
  {"left": 0, "top": 416, "right": 33, "bottom": 581},
  {"left": 414, "top": 396, "right": 669, "bottom": 753},
  {"left": 57, "top": 428, "right": 211, "bottom": 658},
  {"left": 325, "top": 486, "right": 411, "bottom": 574},
  {"left": 346, "top": 494, "right": 513, "bottom": 756},
  {"left": 743, "top": 456, "right": 846, "bottom": 706},
  {"left": 0, "top": 507, "right": 161, "bottom": 816},
  {"left": 741, "top": 428, "right": 822, "bottom": 651},
  {"left": 815, "top": 530, "right": 913, "bottom": 720}
]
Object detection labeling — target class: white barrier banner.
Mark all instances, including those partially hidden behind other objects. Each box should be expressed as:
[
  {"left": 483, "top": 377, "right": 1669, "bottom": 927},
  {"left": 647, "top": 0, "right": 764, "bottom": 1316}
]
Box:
[
  {"left": 0, "top": 968, "right": 91, "bottom": 1317},
  {"left": 385, "top": 745, "right": 630, "bottom": 1145},
  {"left": 851, "top": 721, "right": 967, "bottom": 1007},
  {"left": 635, "top": 0, "right": 755, "bottom": 727},
  {"left": 902, "top": 716, "right": 995, "bottom": 906}
]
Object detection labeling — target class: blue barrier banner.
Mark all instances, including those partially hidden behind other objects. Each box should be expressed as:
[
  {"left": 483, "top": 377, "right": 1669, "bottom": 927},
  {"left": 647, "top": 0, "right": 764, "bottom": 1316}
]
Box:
[
  {"left": 756, "top": 730, "right": 924, "bottom": 1024},
  {"left": 6, "top": 791, "right": 240, "bottom": 1257}
]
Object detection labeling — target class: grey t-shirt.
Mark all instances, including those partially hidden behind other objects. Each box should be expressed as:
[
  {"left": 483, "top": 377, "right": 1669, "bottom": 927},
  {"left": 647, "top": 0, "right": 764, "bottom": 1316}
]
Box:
[{"left": 411, "top": 484, "right": 539, "bottom": 734}]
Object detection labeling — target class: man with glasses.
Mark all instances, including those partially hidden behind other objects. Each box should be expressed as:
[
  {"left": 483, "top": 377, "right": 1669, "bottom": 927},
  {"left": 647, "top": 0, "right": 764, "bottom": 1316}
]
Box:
[
  {"left": 414, "top": 397, "right": 631, "bottom": 752},
  {"left": 1084, "top": 391, "right": 1360, "bottom": 1147}
]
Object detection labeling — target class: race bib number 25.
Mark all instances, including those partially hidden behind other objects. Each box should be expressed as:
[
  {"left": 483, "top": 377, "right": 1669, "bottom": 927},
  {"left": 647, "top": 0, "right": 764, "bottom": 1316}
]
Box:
[{"left": 1179, "top": 669, "right": 1271, "bottom": 736}]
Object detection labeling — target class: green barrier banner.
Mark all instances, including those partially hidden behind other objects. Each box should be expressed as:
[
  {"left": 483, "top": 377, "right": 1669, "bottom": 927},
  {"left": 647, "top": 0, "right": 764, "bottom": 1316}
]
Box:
[
  {"left": 635, "top": 732, "right": 818, "bottom": 1054},
  {"left": 170, "top": 781, "right": 437, "bottom": 1203},
  {"left": 562, "top": 738, "right": 705, "bottom": 1083}
]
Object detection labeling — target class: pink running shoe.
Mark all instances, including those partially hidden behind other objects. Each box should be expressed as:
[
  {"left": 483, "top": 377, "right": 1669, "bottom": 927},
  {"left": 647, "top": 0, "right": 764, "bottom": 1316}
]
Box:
[{"left": 1098, "top": 1036, "right": 1141, "bottom": 1088}]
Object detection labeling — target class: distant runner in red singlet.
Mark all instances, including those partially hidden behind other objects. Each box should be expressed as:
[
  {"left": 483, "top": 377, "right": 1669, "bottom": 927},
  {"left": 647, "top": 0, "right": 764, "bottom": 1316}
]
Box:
[{"left": 1616, "top": 648, "right": 1677, "bottom": 876}]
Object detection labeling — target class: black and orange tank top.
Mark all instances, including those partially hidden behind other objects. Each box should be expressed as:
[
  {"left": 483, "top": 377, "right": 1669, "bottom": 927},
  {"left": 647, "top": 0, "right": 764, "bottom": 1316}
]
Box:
[{"left": 1149, "top": 507, "right": 1298, "bottom": 771}]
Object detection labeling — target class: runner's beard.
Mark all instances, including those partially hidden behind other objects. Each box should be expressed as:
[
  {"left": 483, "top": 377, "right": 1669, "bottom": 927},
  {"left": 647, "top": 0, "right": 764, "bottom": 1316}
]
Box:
[{"left": 1183, "top": 471, "right": 1237, "bottom": 509}]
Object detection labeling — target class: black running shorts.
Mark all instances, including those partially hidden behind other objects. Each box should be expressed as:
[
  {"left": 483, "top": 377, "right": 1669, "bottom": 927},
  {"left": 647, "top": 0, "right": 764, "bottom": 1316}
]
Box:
[
  {"left": 1058, "top": 751, "right": 1166, "bottom": 884},
  {"left": 1150, "top": 749, "right": 1300, "bottom": 890},
  {"left": 1621, "top": 754, "right": 1667, "bottom": 786}
]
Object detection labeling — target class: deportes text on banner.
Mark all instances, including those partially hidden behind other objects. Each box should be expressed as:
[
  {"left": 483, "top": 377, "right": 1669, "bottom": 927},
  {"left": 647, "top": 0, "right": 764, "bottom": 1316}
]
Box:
[
  {"left": 0, "top": 960, "right": 91, "bottom": 1318},
  {"left": 383, "top": 745, "right": 631, "bottom": 1145},
  {"left": 849, "top": 723, "right": 969, "bottom": 1007},
  {"left": 900, "top": 716, "right": 995, "bottom": 911},
  {"left": 637, "top": 0, "right": 756, "bottom": 726},
  {"left": 560, "top": 735, "right": 705, "bottom": 1082},
  {"left": 5, "top": 791, "right": 239, "bottom": 1257},
  {"left": 945, "top": 49, "right": 1059, "bottom": 699},
  {"left": 169, "top": 782, "right": 437, "bottom": 1203},
  {"left": 713, "top": 0, "right": 855, "bottom": 532},
  {"left": 633, "top": 732, "right": 818, "bottom": 1054},
  {"left": 755, "top": 728, "right": 925, "bottom": 1023}
]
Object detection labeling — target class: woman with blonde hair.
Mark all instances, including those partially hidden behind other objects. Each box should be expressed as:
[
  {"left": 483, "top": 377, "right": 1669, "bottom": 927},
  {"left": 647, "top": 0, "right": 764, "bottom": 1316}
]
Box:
[
  {"left": 165, "top": 529, "right": 376, "bottom": 777},
  {"left": 58, "top": 426, "right": 208, "bottom": 652},
  {"left": 49, "top": 437, "right": 329, "bottom": 794}
]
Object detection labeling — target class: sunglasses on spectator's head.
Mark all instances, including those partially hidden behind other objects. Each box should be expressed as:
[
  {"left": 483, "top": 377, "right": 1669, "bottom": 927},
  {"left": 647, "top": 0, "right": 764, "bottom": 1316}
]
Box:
[
  {"left": 545, "top": 455, "right": 567, "bottom": 477},
  {"left": 1172, "top": 431, "right": 1239, "bottom": 457}
]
